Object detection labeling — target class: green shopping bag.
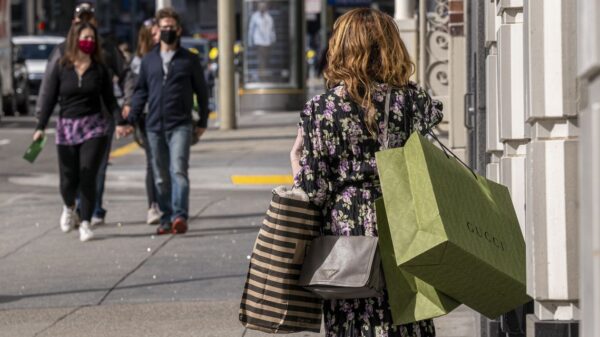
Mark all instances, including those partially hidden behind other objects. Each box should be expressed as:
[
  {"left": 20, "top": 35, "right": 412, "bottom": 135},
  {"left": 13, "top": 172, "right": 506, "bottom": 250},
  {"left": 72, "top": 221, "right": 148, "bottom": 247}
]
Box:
[
  {"left": 23, "top": 136, "right": 46, "bottom": 163},
  {"left": 375, "top": 131, "right": 530, "bottom": 319},
  {"left": 375, "top": 198, "right": 460, "bottom": 325}
]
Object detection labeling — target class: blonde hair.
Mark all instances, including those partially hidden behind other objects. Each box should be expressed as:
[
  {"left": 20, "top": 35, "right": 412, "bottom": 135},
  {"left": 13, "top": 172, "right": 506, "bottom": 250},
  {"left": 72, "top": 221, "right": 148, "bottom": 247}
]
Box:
[{"left": 324, "top": 8, "right": 414, "bottom": 135}]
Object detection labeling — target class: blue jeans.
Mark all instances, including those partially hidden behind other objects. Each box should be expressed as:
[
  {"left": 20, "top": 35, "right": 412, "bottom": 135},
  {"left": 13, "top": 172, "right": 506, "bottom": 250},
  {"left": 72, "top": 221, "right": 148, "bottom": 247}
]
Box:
[
  {"left": 92, "top": 119, "right": 115, "bottom": 219},
  {"left": 146, "top": 125, "right": 192, "bottom": 223}
]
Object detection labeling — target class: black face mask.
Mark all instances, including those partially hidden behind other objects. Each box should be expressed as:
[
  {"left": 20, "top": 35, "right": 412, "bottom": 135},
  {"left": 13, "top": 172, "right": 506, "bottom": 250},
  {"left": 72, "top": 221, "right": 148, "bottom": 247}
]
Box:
[{"left": 160, "top": 30, "right": 178, "bottom": 45}]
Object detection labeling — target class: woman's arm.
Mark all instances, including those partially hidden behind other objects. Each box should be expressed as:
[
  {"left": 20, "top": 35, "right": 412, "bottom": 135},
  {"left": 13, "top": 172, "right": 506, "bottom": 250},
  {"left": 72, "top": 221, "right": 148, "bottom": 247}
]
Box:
[
  {"left": 290, "top": 127, "right": 303, "bottom": 177},
  {"left": 293, "top": 95, "right": 331, "bottom": 207},
  {"left": 35, "top": 59, "right": 61, "bottom": 133}
]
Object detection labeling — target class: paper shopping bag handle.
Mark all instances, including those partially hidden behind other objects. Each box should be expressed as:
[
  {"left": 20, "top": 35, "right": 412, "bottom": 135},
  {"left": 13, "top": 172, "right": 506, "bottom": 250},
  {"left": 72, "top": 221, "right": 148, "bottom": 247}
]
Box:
[{"left": 426, "top": 129, "right": 478, "bottom": 179}]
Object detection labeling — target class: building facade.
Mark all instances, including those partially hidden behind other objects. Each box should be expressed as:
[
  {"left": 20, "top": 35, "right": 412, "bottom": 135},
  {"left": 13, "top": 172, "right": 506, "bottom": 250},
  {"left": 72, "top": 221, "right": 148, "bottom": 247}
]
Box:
[
  {"left": 413, "top": 0, "right": 592, "bottom": 336},
  {"left": 577, "top": 1, "right": 600, "bottom": 337},
  {"left": 460, "top": 0, "right": 597, "bottom": 336}
]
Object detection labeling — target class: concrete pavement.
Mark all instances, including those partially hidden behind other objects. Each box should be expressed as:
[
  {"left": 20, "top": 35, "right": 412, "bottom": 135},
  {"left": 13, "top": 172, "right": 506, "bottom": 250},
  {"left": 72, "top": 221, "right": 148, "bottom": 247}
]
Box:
[
  {"left": 0, "top": 110, "right": 322, "bottom": 337},
  {"left": 0, "top": 110, "right": 479, "bottom": 337}
]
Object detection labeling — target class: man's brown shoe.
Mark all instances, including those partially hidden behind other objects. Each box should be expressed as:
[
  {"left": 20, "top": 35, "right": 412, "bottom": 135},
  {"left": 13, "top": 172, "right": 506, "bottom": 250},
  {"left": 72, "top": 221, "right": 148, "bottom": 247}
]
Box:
[{"left": 172, "top": 217, "right": 188, "bottom": 234}]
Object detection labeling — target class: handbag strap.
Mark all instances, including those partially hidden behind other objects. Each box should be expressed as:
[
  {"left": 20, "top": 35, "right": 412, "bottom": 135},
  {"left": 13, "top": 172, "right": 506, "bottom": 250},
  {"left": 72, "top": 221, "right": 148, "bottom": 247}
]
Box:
[{"left": 381, "top": 86, "right": 392, "bottom": 150}]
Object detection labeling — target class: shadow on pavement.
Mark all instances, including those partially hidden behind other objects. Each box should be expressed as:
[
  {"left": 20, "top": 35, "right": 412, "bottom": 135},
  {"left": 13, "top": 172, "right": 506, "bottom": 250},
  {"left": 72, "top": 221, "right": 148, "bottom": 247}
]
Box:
[
  {"left": 182, "top": 226, "right": 260, "bottom": 238},
  {"left": 99, "top": 212, "right": 265, "bottom": 228},
  {"left": 197, "top": 212, "right": 264, "bottom": 220},
  {"left": 202, "top": 134, "right": 295, "bottom": 143},
  {"left": 93, "top": 226, "right": 260, "bottom": 240},
  {"left": 0, "top": 273, "right": 246, "bottom": 304}
]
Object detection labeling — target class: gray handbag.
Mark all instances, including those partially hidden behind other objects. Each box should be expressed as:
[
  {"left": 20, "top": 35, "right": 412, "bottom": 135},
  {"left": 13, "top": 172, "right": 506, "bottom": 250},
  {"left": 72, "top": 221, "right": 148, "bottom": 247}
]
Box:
[
  {"left": 297, "top": 87, "right": 393, "bottom": 300},
  {"left": 298, "top": 236, "right": 385, "bottom": 299}
]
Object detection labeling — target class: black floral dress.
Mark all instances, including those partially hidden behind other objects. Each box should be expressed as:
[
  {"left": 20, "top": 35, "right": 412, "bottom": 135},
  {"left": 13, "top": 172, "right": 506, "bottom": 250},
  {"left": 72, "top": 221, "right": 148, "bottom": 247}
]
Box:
[{"left": 294, "top": 82, "right": 443, "bottom": 337}]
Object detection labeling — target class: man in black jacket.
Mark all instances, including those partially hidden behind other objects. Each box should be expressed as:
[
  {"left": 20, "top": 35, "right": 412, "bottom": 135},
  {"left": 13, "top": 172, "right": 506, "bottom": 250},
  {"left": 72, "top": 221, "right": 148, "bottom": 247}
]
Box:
[
  {"left": 35, "top": 2, "right": 134, "bottom": 227},
  {"left": 128, "top": 7, "right": 209, "bottom": 235}
]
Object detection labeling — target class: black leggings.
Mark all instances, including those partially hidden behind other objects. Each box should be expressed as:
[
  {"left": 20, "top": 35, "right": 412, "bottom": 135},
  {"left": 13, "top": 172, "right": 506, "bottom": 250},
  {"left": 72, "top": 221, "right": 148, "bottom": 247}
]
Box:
[{"left": 57, "top": 136, "right": 108, "bottom": 222}]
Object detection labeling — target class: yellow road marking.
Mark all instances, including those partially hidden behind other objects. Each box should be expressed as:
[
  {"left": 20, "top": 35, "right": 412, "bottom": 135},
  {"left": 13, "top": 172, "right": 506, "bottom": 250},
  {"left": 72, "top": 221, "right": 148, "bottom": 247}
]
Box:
[
  {"left": 110, "top": 142, "right": 140, "bottom": 159},
  {"left": 231, "top": 175, "right": 294, "bottom": 185}
]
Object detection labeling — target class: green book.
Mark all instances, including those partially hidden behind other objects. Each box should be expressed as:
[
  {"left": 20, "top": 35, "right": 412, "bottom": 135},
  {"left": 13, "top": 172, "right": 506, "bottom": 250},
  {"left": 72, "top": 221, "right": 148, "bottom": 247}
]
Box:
[{"left": 23, "top": 136, "right": 46, "bottom": 163}]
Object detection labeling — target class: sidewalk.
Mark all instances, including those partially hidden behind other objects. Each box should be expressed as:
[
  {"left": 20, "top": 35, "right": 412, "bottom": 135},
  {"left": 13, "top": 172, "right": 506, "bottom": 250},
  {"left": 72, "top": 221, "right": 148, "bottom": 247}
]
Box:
[
  {"left": 0, "top": 110, "right": 480, "bottom": 337},
  {"left": 0, "top": 110, "right": 319, "bottom": 337}
]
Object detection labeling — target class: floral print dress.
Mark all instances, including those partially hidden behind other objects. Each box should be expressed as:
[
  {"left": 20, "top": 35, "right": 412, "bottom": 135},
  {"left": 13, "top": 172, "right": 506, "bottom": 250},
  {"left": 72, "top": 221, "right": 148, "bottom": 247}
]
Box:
[{"left": 294, "top": 82, "right": 443, "bottom": 337}]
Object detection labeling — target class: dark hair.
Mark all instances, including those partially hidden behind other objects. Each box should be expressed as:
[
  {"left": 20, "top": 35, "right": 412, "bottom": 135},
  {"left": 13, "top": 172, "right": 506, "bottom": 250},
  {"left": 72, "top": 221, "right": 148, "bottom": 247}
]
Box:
[
  {"left": 155, "top": 7, "right": 181, "bottom": 27},
  {"left": 61, "top": 22, "right": 103, "bottom": 66}
]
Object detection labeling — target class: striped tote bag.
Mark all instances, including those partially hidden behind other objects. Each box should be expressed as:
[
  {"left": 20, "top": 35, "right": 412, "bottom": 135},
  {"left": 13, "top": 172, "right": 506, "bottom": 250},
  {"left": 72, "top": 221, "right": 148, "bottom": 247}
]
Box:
[{"left": 239, "top": 186, "right": 323, "bottom": 333}]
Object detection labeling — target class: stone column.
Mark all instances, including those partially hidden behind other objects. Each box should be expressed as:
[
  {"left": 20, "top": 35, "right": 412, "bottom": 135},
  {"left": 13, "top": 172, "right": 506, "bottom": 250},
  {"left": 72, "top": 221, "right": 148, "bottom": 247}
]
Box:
[
  {"left": 485, "top": 1, "right": 502, "bottom": 184},
  {"left": 155, "top": 0, "right": 172, "bottom": 9},
  {"left": 577, "top": 1, "right": 600, "bottom": 336},
  {"left": 394, "top": 0, "right": 417, "bottom": 80},
  {"left": 218, "top": 0, "right": 237, "bottom": 130},
  {"left": 26, "top": 0, "right": 35, "bottom": 35},
  {"left": 489, "top": 4, "right": 530, "bottom": 336},
  {"left": 447, "top": 0, "right": 467, "bottom": 160},
  {"left": 524, "top": 0, "right": 580, "bottom": 334},
  {"left": 496, "top": 0, "right": 527, "bottom": 232},
  {"left": 395, "top": 0, "right": 416, "bottom": 19}
]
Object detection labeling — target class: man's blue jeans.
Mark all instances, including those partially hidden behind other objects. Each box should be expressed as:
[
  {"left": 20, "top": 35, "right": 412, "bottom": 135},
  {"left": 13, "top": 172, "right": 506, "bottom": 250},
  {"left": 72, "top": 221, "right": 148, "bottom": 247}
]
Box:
[{"left": 146, "top": 124, "right": 192, "bottom": 224}]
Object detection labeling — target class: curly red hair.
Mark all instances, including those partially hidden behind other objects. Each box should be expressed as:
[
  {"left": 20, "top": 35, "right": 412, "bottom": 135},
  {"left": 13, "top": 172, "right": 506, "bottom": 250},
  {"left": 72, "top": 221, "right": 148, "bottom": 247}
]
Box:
[{"left": 324, "top": 8, "right": 414, "bottom": 135}]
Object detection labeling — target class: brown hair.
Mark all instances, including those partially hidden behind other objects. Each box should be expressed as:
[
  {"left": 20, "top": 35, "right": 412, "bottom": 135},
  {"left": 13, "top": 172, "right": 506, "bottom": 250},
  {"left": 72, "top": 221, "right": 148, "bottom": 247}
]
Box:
[
  {"left": 155, "top": 7, "right": 181, "bottom": 27},
  {"left": 135, "top": 24, "right": 155, "bottom": 57},
  {"left": 324, "top": 8, "right": 414, "bottom": 135},
  {"left": 61, "top": 22, "right": 103, "bottom": 66}
]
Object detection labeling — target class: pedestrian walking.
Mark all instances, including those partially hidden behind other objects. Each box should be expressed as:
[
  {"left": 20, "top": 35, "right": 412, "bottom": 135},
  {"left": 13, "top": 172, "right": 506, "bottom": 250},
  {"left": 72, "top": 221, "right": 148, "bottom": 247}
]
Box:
[
  {"left": 289, "top": 9, "right": 443, "bottom": 337},
  {"left": 122, "top": 18, "right": 162, "bottom": 225},
  {"left": 127, "top": 7, "right": 209, "bottom": 235},
  {"left": 33, "top": 22, "right": 131, "bottom": 242},
  {"left": 35, "top": 1, "right": 134, "bottom": 228}
]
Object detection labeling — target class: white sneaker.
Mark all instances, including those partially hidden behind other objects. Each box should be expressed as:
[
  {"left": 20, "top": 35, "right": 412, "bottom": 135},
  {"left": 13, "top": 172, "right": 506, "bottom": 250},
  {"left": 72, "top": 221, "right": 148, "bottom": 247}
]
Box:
[
  {"left": 60, "top": 205, "right": 78, "bottom": 233},
  {"left": 91, "top": 216, "right": 104, "bottom": 227},
  {"left": 146, "top": 203, "right": 162, "bottom": 225},
  {"left": 79, "top": 221, "right": 95, "bottom": 242}
]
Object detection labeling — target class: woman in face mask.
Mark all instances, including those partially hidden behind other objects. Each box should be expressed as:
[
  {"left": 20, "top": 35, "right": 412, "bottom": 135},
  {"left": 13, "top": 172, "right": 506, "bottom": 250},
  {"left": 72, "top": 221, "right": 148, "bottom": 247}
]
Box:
[{"left": 33, "top": 22, "right": 128, "bottom": 242}]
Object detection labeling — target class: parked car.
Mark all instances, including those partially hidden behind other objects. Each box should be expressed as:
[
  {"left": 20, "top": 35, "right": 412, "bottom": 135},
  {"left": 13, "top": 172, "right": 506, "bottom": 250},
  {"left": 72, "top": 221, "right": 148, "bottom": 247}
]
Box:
[
  {"left": 12, "top": 35, "right": 65, "bottom": 105},
  {"left": 0, "top": 48, "right": 28, "bottom": 117}
]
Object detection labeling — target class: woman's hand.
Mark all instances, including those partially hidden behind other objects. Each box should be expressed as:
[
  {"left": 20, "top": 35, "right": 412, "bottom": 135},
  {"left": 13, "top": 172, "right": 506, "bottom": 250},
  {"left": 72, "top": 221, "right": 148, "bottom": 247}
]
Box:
[
  {"left": 115, "top": 125, "right": 133, "bottom": 139},
  {"left": 290, "top": 127, "right": 303, "bottom": 177},
  {"left": 33, "top": 130, "right": 44, "bottom": 142}
]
